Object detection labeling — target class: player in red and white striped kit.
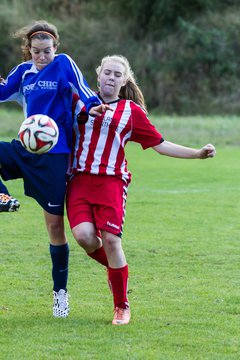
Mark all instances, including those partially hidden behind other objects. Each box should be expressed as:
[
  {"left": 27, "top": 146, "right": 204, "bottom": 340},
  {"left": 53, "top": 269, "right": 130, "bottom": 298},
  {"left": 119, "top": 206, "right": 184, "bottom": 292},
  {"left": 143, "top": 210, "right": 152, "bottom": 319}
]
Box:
[{"left": 66, "top": 55, "right": 216, "bottom": 325}]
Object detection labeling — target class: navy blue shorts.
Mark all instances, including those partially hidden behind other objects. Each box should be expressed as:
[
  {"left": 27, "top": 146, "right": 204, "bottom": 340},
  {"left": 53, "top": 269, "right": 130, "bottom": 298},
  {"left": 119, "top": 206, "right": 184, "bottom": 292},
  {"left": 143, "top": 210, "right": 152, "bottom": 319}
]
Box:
[{"left": 0, "top": 139, "right": 69, "bottom": 215}]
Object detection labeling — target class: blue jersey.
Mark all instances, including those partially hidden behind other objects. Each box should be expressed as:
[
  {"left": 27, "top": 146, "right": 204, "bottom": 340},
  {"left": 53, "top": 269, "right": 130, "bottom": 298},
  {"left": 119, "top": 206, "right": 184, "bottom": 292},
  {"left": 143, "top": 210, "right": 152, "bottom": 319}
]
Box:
[{"left": 0, "top": 54, "right": 101, "bottom": 153}]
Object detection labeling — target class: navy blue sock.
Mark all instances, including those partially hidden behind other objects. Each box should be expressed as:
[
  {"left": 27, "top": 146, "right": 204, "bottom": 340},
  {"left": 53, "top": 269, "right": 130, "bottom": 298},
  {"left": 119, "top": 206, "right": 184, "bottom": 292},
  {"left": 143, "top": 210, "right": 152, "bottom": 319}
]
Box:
[
  {"left": 50, "top": 243, "right": 69, "bottom": 292},
  {"left": 0, "top": 181, "right": 10, "bottom": 195}
]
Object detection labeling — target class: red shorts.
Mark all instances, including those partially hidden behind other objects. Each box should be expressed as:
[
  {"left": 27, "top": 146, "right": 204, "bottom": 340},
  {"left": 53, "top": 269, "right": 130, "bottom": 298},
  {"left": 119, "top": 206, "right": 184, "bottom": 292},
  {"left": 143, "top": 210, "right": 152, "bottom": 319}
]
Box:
[{"left": 66, "top": 173, "right": 128, "bottom": 236}]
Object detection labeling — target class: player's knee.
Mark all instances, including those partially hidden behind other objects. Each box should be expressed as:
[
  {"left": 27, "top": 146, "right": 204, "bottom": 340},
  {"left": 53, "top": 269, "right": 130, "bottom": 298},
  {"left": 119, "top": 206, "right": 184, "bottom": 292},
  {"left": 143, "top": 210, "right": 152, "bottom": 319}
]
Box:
[
  {"left": 103, "top": 232, "right": 121, "bottom": 253},
  {"left": 73, "top": 228, "right": 96, "bottom": 250},
  {"left": 46, "top": 219, "right": 65, "bottom": 240}
]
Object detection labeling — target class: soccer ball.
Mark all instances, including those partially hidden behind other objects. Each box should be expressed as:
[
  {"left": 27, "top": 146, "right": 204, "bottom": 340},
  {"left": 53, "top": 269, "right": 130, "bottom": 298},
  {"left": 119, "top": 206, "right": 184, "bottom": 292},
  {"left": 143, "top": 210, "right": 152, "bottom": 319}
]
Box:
[{"left": 18, "top": 114, "right": 59, "bottom": 154}]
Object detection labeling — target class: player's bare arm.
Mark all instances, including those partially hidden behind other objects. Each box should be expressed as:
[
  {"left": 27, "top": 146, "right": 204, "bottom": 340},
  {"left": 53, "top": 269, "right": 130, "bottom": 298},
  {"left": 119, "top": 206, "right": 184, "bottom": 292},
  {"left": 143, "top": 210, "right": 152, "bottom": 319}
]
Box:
[{"left": 153, "top": 141, "right": 216, "bottom": 159}]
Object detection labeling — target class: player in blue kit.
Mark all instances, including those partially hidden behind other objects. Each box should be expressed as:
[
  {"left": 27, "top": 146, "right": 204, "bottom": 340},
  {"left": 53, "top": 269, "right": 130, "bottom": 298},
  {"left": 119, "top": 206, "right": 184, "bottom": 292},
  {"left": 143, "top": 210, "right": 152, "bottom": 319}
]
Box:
[{"left": 0, "top": 20, "right": 110, "bottom": 317}]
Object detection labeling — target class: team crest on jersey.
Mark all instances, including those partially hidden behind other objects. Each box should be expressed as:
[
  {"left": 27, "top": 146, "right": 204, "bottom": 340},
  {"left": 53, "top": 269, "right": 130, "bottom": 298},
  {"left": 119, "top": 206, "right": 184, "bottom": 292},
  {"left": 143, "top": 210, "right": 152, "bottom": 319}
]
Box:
[{"left": 77, "top": 111, "right": 88, "bottom": 124}]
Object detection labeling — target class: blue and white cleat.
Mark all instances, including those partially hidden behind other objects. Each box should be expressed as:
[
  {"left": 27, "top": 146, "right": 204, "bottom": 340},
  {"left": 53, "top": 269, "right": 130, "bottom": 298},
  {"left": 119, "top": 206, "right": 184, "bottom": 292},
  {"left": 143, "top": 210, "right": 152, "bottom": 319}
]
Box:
[{"left": 53, "top": 289, "right": 70, "bottom": 318}]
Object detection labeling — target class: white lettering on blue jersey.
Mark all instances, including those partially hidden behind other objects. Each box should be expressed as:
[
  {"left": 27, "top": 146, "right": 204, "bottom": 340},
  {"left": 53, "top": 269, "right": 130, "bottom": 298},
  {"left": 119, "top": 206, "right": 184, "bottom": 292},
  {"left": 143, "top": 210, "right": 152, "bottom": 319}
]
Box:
[{"left": 0, "top": 54, "right": 101, "bottom": 153}]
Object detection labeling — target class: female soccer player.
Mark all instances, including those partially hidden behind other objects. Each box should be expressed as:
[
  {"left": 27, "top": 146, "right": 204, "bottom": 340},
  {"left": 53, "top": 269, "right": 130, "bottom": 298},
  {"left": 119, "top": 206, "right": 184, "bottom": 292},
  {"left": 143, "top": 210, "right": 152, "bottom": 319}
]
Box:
[
  {"left": 66, "top": 55, "right": 216, "bottom": 325},
  {"left": 0, "top": 20, "right": 110, "bottom": 317}
]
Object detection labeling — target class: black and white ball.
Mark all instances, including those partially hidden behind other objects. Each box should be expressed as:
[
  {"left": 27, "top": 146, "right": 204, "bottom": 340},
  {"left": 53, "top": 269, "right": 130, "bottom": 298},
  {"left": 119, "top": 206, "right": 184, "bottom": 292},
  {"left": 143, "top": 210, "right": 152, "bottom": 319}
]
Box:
[{"left": 18, "top": 114, "right": 59, "bottom": 154}]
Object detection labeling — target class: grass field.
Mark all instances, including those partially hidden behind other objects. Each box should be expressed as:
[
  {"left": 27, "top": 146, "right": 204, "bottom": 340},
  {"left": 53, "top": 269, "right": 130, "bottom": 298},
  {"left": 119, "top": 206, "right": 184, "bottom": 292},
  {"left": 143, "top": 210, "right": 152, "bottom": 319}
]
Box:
[{"left": 0, "top": 108, "right": 239, "bottom": 359}]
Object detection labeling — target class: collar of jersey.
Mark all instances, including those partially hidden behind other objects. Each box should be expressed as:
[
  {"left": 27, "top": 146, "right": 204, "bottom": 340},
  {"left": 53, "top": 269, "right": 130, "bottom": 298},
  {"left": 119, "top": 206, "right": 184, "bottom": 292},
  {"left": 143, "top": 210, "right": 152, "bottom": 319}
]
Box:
[{"left": 97, "top": 93, "right": 121, "bottom": 105}]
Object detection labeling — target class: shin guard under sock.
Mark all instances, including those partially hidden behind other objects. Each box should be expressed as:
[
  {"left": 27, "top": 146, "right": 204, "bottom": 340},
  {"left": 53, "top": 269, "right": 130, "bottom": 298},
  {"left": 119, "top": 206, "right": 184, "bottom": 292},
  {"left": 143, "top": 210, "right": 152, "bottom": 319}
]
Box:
[
  {"left": 108, "top": 264, "right": 129, "bottom": 309},
  {"left": 50, "top": 243, "right": 69, "bottom": 292},
  {"left": 87, "top": 246, "right": 108, "bottom": 267}
]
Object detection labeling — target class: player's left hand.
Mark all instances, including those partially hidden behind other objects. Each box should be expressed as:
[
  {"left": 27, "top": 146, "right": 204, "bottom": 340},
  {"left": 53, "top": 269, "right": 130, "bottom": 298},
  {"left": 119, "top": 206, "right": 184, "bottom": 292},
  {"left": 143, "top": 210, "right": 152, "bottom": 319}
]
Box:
[
  {"left": 89, "top": 104, "right": 113, "bottom": 116},
  {"left": 199, "top": 144, "right": 216, "bottom": 159}
]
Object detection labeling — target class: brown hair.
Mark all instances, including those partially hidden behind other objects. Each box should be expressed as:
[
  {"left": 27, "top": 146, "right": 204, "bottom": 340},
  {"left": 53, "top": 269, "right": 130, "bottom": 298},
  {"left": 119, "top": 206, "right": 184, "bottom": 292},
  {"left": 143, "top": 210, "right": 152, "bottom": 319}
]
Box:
[
  {"left": 96, "top": 55, "right": 147, "bottom": 113},
  {"left": 13, "top": 20, "right": 59, "bottom": 61}
]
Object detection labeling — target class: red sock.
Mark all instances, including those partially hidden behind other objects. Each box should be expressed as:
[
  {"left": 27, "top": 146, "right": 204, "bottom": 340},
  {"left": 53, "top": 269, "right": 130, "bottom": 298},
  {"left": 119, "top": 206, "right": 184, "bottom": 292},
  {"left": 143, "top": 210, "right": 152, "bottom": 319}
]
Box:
[
  {"left": 108, "top": 265, "right": 129, "bottom": 309},
  {"left": 87, "top": 246, "right": 108, "bottom": 267}
]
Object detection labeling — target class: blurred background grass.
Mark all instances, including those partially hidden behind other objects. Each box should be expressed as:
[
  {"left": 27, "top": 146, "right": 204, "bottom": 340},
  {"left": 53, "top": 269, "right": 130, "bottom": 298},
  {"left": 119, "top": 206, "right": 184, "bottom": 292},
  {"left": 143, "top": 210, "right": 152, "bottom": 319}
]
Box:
[{"left": 0, "top": 105, "right": 239, "bottom": 147}]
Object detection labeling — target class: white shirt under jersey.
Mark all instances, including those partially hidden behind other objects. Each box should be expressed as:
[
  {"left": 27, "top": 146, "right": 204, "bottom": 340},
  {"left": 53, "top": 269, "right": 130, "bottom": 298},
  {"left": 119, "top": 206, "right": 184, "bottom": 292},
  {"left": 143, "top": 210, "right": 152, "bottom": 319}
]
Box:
[{"left": 68, "top": 97, "right": 163, "bottom": 183}]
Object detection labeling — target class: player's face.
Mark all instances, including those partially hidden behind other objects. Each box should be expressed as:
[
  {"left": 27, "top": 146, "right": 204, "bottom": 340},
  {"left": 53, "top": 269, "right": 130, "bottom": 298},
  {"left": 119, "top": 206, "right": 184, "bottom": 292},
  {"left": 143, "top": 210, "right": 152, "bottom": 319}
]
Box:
[
  {"left": 98, "top": 60, "right": 126, "bottom": 102},
  {"left": 30, "top": 39, "right": 57, "bottom": 70}
]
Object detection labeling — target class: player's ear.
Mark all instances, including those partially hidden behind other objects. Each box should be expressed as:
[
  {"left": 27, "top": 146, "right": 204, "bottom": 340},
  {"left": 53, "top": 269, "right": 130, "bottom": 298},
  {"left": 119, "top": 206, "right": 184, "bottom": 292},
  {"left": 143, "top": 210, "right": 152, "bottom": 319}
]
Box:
[
  {"left": 122, "top": 76, "right": 128, "bottom": 87},
  {"left": 97, "top": 77, "right": 100, "bottom": 89}
]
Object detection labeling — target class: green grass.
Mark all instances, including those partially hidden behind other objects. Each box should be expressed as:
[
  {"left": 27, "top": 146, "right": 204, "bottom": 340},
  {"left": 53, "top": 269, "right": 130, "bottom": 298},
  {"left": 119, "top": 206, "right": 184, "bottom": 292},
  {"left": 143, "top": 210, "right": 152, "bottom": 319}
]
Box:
[
  {"left": 0, "top": 106, "right": 24, "bottom": 137},
  {"left": 0, "top": 108, "right": 239, "bottom": 359},
  {"left": 150, "top": 114, "right": 240, "bottom": 147}
]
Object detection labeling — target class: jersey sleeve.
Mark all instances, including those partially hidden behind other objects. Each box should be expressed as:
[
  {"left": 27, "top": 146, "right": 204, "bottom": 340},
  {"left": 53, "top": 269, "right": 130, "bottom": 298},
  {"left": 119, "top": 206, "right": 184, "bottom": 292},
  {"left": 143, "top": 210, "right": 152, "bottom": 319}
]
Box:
[
  {"left": 130, "top": 102, "right": 163, "bottom": 149},
  {"left": 62, "top": 54, "right": 101, "bottom": 114},
  {"left": 0, "top": 65, "right": 23, "bottom": 105},
  {"left": 72, "top": 93, "right": 88, "bottom": 124}
]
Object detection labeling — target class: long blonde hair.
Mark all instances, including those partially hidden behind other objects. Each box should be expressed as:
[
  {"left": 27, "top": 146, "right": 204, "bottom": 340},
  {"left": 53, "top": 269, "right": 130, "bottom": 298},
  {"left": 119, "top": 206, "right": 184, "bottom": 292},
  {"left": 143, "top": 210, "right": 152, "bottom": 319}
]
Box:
[
  {"left": 13, "top": 20, "right": 59, "bottom": 61},
  {"left": 96, "top": 55, "right": 147, "bottom": 113}
]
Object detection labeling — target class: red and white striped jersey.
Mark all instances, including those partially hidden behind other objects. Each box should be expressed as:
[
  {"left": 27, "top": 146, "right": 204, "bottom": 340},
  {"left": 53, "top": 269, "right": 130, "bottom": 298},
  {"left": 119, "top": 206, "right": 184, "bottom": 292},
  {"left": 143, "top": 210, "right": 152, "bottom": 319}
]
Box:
[{"left": 68, "top": 97, "right": 163, "bottom": 183}]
